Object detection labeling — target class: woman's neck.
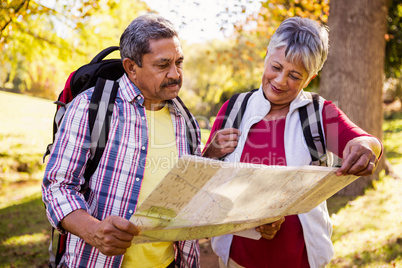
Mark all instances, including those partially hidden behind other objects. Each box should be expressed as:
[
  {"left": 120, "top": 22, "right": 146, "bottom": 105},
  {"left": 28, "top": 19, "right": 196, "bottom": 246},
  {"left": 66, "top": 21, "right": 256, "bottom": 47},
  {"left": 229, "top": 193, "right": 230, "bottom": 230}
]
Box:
[{"left": 265, "top": 103, "right": 290, "bottom": 121}]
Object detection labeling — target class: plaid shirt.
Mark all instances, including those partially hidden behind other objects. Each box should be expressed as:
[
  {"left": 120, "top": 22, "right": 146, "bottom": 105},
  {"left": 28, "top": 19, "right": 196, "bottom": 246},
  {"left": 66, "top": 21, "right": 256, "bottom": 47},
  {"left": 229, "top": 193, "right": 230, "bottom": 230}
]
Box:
[{"left": 42, "top": 74, "right": 201, "bottom": 268}]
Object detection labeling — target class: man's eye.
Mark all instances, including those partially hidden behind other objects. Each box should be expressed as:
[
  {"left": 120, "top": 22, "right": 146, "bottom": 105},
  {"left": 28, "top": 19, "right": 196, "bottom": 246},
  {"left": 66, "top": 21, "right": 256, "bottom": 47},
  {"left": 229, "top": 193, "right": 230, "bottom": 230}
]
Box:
[{"left": 159, "top": 64, "right": 169, "bottom": 69}]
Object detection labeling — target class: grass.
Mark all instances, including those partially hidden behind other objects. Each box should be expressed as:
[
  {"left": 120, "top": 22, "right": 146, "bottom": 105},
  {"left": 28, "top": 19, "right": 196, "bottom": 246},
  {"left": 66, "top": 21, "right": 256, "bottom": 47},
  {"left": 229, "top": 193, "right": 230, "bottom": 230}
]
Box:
[
  {"left": 0, "top": 193, "right": 49, "bottom": 267},
  {"left": 0, "top": 91, "right": 401, "bottom": 267},
  {"left": 383, "top": 112, "right": 402, "bottom": 176},
  {"left": 328, "top": 173, "right": 402, "bottom": 267},
  {"left": 325, "top": 112, "right": 402, "bottom": 268},
  {"left": 0, "top": 91, "right": 54, "bottom": 199}
]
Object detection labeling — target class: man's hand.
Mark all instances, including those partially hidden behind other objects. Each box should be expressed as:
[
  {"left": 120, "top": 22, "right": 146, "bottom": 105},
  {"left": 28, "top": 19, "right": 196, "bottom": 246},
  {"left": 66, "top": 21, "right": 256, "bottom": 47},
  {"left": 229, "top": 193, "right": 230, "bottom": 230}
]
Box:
[
  {"left": 61, "top": 209, "right": 140, "bottom": 256},
  {"left": 202, "top": 128, "right": 241, "bottom": 159},
  {"left": 255, "top": 217, "right": 285, "bottom": 240},
  {"left": 89, "top": 215, "right": 139, "bottom": 256},
  {"left": 336, "top": 136, "right": 382, "bottom": 177}
]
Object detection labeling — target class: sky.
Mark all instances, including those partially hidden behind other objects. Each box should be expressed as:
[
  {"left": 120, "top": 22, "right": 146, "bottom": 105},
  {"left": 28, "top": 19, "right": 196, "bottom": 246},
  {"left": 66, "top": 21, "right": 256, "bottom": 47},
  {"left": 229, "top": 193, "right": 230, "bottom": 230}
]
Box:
[{"left": 143, "top": 0, "right": 262, "bottom": 43}]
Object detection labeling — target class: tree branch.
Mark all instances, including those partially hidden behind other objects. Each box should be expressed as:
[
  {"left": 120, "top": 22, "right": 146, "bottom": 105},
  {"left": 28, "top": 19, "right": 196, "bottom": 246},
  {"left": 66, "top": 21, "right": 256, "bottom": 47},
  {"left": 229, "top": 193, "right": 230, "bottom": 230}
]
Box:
[{"left": 0, "top": 0, "right": 30, "bottom": 33}]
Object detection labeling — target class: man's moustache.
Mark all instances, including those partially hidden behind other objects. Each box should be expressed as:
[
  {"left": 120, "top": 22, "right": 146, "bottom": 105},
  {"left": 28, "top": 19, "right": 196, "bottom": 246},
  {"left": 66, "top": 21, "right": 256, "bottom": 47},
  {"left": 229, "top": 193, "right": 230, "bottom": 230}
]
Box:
[{"left": 161, "top": 79, "right": 181, "bottom": 87}]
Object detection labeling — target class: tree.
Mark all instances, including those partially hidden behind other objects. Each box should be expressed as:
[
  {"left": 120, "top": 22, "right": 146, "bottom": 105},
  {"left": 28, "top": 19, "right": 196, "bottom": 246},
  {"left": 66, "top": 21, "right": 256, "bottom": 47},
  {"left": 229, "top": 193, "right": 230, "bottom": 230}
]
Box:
[
  {"left": 182, "top": 38, "right": 264, "bottom": 119},
  {"left": 319, "top": 0, "right": 389, "bottom": 195},
  {"left": 0, "top": 0, "right": 118, "bottom": 48},
  {"left": 0, "top": 0, "right": 149, "bottom": 98},
  {"left": 181, "top": 0, "right": 330, "bottom": 119}
]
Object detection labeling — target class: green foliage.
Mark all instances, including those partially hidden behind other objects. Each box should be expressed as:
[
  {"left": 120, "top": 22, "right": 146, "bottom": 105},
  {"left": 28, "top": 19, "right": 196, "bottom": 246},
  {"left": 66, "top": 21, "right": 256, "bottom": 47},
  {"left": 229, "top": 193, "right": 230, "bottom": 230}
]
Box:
[
  {"left": 181, "top": 0, "right": 329, "bottom": 118},
  {"left": 385, "top": 0, "right": 402, "bottom": 78},
  {"left": 0, "top": 0, "right": 150, "bottom": 99},
  {"left": 181, "top": 38, "right": 264, "bottom": 117},
  {"left": 1, "top": 1, "right": 70, "bottom": 98}
]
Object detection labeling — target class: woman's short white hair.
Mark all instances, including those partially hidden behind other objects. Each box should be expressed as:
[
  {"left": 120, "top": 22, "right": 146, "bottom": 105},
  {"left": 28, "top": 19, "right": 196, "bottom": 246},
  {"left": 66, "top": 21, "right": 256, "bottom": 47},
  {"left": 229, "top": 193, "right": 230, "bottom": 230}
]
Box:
[{"left": 265, "top": 17, "right": 329, "bottom": 80}]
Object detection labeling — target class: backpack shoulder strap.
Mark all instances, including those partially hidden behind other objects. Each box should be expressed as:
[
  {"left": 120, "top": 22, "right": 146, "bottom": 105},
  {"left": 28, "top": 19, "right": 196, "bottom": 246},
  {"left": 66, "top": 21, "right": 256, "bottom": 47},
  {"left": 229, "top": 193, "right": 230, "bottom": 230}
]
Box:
[
  {"left": 217, "top": 89, "right": 257, "bottom": 160},
  {"left": 171, "top": 97, "right": 200, "bottom": 155},
  {"left": 298, "top": 92, "right": 327, "bottom": 166},
  {"left": 83, "top": 78, "right": 119, "bottom": 185},
  {"left": 221, "top": 89, "right": 258, "bottom": 130},
  {"left": 50, "top": 79, "right": 119, "bottom": 267}
]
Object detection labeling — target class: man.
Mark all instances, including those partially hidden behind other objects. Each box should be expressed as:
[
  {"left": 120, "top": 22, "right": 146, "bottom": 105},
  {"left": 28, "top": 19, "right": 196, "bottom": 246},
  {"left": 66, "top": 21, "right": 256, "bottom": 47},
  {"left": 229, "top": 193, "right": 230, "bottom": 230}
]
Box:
[{"left": 42, "top": 14, "right": 201, "bottom": 267}]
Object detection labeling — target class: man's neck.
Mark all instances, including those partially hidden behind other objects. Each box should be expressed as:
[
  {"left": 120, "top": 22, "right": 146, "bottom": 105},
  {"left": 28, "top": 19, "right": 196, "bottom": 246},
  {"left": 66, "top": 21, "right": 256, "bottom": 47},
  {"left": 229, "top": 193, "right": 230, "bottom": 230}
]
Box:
[{"left": 144, "top": 100, "right": 167, "bottom": 111}]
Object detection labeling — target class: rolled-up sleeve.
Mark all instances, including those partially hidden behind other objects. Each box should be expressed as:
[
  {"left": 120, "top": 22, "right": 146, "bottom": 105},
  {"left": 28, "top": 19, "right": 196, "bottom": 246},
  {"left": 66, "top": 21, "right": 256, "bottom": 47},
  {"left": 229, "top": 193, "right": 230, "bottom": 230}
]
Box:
[
  {"left": 323, "top": 100, "right": 374, "bottom": 157},
  {"left": 42, "top": 94, "right": 92, "bottom": 232}
]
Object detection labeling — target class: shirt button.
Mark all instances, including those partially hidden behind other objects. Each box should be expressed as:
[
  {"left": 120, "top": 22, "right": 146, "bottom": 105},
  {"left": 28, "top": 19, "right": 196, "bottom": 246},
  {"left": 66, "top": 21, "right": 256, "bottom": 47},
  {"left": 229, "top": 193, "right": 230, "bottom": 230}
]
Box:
[
  {"left": 137, "top": 96, "right": 141, "bottom": 100},
  {"left": 129, "top": 209, "right": 133, "bottom": 214},
  {"left": 142, "top": 146, "right": 145, "bottom": 150},
  {"left": 136, "top": 177, "right": 140, "bottom": 182},
  {"left": 141, "top": 116, "right": 145, "bottom": 120}
]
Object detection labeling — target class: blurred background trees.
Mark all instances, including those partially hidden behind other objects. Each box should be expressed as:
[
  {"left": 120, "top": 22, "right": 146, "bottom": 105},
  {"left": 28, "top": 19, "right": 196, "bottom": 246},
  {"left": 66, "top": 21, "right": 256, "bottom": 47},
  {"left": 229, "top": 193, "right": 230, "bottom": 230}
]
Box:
[
  {"left": 0, "top": 0, "right": 149, "bottom": 99},
  {"left": 1, "top": 0, "right": 401, "bottom": 117}
]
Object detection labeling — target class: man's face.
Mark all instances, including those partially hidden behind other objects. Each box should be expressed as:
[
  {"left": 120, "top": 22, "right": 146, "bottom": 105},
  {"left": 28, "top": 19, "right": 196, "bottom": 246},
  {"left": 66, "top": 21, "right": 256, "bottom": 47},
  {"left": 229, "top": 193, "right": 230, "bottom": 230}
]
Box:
[{"left": 127, "top": 37, "right": 183, "bottom": 109}]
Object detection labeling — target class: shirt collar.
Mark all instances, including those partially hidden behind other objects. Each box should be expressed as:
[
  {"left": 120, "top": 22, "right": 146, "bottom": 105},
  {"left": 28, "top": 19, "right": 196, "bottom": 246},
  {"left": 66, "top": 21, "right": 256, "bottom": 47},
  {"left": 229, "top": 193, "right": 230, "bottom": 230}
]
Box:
[{"left": 119, "top": 73, "right": 144, "bottom": 105}]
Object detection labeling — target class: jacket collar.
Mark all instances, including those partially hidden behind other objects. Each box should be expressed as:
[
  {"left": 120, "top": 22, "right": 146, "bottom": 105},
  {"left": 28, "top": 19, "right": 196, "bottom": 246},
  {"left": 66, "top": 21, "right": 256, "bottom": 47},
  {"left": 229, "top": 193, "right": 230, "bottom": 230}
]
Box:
[{"left": 251, "top": 86, "right": 312, "bottom": 118}]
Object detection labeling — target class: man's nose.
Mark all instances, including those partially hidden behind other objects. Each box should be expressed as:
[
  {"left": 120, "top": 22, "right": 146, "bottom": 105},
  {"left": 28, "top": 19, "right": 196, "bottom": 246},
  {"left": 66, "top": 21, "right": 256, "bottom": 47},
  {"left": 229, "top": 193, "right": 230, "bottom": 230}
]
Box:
[{"left": 167, "top": 65, "right": 180, "bottom": 79}]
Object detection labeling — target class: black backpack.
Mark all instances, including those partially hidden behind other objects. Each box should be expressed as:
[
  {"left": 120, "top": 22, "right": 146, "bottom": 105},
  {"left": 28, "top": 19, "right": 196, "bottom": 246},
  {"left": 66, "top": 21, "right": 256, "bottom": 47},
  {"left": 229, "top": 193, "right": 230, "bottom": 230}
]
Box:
[
  {"left": 44, "top": 46, "right": 200, "bottom": 267},
  {"left": 220, "top": 89, "right": 328, "bottom": 166}
]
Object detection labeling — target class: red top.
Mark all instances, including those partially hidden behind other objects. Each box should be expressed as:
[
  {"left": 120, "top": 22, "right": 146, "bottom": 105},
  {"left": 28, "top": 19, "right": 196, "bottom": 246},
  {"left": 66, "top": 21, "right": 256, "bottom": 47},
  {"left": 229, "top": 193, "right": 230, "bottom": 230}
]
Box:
[{"left": 204, "top": 99, "right": 370, "bottom": 268}]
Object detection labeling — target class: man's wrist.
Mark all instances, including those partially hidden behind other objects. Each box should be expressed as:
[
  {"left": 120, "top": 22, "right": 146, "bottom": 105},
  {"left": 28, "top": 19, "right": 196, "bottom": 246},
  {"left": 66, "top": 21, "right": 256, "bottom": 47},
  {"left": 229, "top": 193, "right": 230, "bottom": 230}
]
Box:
[{"left": 61, "top": 209, "right": 99, "bottom": 244}]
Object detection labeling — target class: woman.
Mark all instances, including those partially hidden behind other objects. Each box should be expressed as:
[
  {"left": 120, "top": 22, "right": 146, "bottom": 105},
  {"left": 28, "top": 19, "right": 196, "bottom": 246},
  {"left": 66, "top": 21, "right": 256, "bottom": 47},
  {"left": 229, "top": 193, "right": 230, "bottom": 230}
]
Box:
[{"left": 203, "top": 17, "right": 382, "bottom": 268}]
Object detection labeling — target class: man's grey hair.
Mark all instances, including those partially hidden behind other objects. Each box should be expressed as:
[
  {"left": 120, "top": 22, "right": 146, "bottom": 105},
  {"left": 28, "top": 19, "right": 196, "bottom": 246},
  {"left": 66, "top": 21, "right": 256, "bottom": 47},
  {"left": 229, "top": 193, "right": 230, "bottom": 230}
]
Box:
[
  {"left": 120, "top": 13, "right": 178, "bottom": 67},
  {"left": 265, "top": 17, "right": 329, "bottom": 80}
]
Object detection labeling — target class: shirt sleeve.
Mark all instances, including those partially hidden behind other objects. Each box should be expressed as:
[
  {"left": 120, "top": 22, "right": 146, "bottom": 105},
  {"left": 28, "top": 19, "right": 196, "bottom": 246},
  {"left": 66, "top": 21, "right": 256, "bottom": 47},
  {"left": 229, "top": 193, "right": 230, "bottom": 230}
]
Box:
[
  {"left": 322, "top": 100, "right": 373, "bottom": 157},
  {"left": 41, "top": 93, "right": 92, "bottom": 232},
  {"left": 174, "top": 240, "right": 200, "bottom": 268}
]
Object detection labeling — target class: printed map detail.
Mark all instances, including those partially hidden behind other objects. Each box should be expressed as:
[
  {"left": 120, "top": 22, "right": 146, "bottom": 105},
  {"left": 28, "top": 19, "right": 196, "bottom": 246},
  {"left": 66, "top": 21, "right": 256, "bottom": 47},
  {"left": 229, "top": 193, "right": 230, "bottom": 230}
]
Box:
[{"left": 130, "top": 155, "right": 358, "bottom": 244}]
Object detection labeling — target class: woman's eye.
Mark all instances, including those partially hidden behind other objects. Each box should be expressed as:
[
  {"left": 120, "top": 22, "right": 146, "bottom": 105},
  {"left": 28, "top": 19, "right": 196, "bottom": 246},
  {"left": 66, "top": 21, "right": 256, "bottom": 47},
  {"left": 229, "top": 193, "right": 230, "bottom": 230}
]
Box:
[
  {"left": 272, "top": 65, "right": 281, "bottom": 71},
  {"left": 290, "top": 74, "right": 301, "bottom": 80}
]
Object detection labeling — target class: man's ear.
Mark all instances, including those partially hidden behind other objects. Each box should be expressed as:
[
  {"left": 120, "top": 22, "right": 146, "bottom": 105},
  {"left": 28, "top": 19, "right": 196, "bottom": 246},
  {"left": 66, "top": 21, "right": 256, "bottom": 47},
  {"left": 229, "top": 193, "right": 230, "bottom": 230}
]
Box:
[{"left": 122, "top": 58, "right": 137, "bottom": 79}]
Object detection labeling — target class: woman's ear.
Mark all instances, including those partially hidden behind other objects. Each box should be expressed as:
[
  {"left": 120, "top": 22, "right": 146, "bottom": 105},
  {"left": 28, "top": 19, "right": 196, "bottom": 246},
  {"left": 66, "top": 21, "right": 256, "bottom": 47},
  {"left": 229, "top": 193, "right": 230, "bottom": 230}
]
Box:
[
  {"left": 122, "top": 58, "right": 137, "bottom": 80},
  {"left": 304, "top": 74, "right": 317, "bottom": 88}
]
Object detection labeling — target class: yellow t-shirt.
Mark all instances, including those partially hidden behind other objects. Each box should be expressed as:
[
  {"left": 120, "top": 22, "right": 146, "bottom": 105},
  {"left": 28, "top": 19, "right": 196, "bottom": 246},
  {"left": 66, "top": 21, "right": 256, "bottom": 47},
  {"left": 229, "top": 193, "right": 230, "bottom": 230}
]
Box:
[{"left": 122, "top": 105, "right": 177, "bottom": 268}]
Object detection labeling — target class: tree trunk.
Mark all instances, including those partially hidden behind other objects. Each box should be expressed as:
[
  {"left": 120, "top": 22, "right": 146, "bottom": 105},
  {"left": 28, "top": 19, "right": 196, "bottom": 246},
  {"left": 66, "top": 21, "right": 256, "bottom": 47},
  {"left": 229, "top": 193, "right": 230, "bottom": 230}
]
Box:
[{"left": 319, "top": 0, "right": 389, "bottom": 195}]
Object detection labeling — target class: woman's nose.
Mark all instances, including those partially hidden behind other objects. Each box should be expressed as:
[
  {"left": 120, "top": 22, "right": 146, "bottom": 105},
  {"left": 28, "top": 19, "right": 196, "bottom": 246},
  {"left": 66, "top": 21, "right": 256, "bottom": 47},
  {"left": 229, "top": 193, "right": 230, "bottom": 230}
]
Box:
[{"left": 274, "top": 72, "right": 287, "bottom": 86}]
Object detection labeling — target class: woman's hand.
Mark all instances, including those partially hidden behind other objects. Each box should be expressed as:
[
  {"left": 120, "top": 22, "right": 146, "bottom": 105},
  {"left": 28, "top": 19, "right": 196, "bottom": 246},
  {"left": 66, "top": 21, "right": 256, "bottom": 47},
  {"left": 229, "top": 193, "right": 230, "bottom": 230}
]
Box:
[
  {"left": 255, "top": 217, "right": 285, "bottom": 240},
  {"left": 336, "top": 136, "right": 382, "bottom": 176},
  {"left": 202, "top": 128, "right": 241, "bottom": 159}
]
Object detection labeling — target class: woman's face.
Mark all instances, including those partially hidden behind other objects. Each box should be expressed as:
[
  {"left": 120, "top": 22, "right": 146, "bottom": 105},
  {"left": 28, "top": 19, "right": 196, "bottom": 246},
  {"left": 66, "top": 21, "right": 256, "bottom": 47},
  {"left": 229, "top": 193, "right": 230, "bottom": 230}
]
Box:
[{"left": 262, "top": 47, "right": 314, "bottom": 108}]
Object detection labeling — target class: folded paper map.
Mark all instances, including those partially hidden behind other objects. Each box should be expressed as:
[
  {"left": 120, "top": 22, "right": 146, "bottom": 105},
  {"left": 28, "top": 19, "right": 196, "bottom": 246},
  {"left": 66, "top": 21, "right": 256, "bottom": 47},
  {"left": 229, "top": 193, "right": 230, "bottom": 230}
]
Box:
[{"left": 130, "top": 155, "right": 358, "bottom": 244}]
